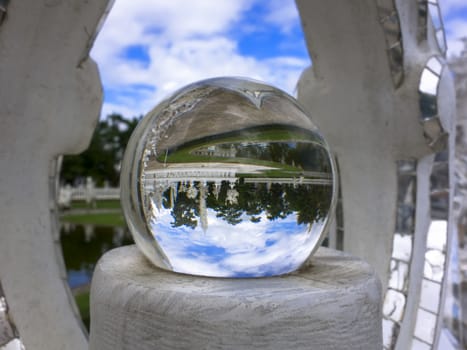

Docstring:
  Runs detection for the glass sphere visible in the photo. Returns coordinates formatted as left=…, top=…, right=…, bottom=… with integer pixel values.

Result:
left=121, top=77, right=337, bottom=278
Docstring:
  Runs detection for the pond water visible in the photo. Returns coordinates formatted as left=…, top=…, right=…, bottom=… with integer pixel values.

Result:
left=60, top=220, right=329, bottom=288
left=60, top=223, right=133, bottom=289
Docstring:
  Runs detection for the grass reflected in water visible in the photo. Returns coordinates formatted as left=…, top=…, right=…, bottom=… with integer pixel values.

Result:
left=60, top=201, right=131, bottom=330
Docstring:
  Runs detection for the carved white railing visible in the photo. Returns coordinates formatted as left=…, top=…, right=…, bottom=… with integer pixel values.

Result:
left=295, top=1, right=459, bottom=349
left=59, top=185, right=120, bottom=207
left=0, top=0, right=114, bottom=349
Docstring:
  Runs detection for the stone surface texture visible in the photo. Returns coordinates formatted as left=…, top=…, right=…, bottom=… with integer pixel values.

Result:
left=0, top=1, right=112, bottom=349
left=296, top=1, right=457, bottom=348
left=296, top=0, right=455, bottom=289
left=90, top=245, right=382, bottom=350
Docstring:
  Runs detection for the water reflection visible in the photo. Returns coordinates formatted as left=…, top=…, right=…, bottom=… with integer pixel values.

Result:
left=142, top=126, right=334, bottom=277
left=60, top=224, right=133, bottom=288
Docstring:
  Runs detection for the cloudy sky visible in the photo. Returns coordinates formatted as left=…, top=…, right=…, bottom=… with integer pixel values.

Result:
left=91, top=0, right=467, bottom=119
left=149, top=205, right=323, bottom=277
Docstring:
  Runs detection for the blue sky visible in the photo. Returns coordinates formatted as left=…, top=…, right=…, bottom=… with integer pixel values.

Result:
left=149, top=205, right=321, bottom=277
left=91, top=0, right=467, bottom=119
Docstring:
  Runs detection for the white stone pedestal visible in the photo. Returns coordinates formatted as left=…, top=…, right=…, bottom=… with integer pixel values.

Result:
left=89, top=246, right=382, bottom=350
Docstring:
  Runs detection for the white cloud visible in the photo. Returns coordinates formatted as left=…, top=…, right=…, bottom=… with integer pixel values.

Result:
left=445, top=18, right=467, bottom=57
left=91, top=0, right=309, bottom=119
left=149, top=207, right=321, bottom=277
left=264, top=0, right=301, bottom=34
left=440, top=0, right=467, bottom=57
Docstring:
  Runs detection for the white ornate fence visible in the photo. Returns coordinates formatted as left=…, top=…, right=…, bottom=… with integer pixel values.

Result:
left=59, top=183, right=120, bottom=207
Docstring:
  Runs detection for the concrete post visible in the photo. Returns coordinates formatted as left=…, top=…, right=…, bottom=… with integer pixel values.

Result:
left=89, top=246, right=382, bottom=350
left=295, top=1, right=457, bottom=349
left=0, top=1, right=112, bottom=348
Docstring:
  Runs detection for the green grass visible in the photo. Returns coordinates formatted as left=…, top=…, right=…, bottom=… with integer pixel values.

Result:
left=75, top=291, right=90, bottom=330
left=164, top=150, right=301, bottom=171
left=70, top=200, right=121, bottom=210
left=237, top=169, right=305, bottom=178
left=156, top=125, right=325, bottom=167
left=61, top=212, right=126, bottom=226
left=176, top=127, right=325, bottom=150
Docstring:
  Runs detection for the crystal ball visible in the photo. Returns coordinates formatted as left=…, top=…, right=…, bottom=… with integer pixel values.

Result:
left=120, top=77, right=337, bottom=278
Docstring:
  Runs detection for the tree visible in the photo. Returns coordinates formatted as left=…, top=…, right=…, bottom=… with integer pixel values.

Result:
left=60, top=113, right=140, bottom=186
left=170, top=191, right=199, bottom=229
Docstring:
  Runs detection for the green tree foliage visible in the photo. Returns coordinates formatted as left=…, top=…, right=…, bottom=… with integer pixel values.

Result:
left=163, top=181, right=332, bottom=229
left=60, top=114, right=140, bottom=186
left=169, top=192, right=199, bottom=229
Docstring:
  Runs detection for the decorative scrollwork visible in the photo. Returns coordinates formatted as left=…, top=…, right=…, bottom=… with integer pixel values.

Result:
left=376, top=0, right=404, bottom=87
left=382, top=159, right=417, bottom=349
left=419, top=56, right=449, bottom=152
left=418, top=0, right=447, bottom=56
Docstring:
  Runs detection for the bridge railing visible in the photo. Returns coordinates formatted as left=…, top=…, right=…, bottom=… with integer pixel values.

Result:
left=58, top=181, right=120, bottom=208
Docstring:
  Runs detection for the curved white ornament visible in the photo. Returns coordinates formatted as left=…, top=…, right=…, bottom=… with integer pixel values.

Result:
left=0, top=0, right=113, bottom=348
left=296, top=0, right=457, bottom=349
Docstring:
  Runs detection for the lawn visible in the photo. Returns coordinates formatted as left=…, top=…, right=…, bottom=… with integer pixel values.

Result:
left=61, top=212, right=126, bottom=226
left=69, top=199, right=121, bottom=210
left=61, top=199, right=126, bottom=226
left=171, top=124, right=326, bottom=150
left=157, top=124, right=325, bottom=166
left=165, top=151, right=301, bottom=172
left=75, top=291, right=91, bottom=330
left=151, top=124, right=332, bottom=179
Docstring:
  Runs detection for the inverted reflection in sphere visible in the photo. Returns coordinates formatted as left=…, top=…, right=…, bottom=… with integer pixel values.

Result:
left=121, top=77, right=337, bottom=277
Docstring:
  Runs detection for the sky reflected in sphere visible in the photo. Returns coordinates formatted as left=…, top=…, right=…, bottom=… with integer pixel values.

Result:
left=121, top=77, right=336, bottom=277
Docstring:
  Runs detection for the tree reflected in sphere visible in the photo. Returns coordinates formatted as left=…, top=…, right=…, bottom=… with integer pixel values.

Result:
left=121, top=77, right=337, bottom=277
